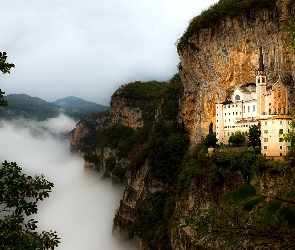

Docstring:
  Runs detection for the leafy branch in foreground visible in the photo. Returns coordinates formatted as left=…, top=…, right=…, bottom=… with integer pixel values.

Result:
left=186, top=184, right=295, bottom=249
left=0, top=51, right=15, bottom=107
left=0, top=161, right=60, bottom=249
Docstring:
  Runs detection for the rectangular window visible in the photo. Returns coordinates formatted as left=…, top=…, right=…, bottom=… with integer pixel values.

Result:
left=248, top=106, right=250, bottom=112
left=264, top=130, right=268, bottom=134
left=280, top=146, right=283, bottom=150
left=253, top=105, right=255, bottom=112
left=233, top=112, right=234, bottom=115
left=264, top=146, right=267, bottom=149
left=217, top=120, right=218, bottom=122
left=264, top=138, right=268, bottom=142
left=236, top=112, right=237, bottom=115
left=229, top=119, right=230, bottom=122
left=225, top=113, right=226, bottom=116
left=265, top=121, right=267, bottom=125
left=244, top=106, right=245, bottom=113
left=279, top=129, right=283, bottom=134
left=279, top=138, right=283, bottom=142
left=280, top=121, right=283, bottom=125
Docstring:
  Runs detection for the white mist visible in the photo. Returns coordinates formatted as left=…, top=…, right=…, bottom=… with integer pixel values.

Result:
left=0, top=115, right=136, bottom=250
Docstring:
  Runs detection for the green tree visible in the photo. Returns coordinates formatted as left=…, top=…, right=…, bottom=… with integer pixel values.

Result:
left=204, top=122, right=218, bottom=149
left=0, top=161, right=60, bottom=249
left=0, top=52, right=15, bottom=106
left=0, top=52, right=60, bottom=249
left=247, top=124, right=261, bottom=151
left=282, top=120, right=295, bottom=153
left=209, top=121, right=213, bottom=134
left=228, top=130, right=245, bottom=146
left=204, top=133, right=218, bottom=149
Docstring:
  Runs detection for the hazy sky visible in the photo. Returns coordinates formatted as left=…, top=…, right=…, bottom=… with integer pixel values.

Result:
left=0, top=0, right=218, bottom=105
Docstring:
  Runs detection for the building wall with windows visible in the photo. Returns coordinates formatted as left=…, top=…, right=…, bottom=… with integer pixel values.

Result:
left=215, top=49, right=292, bottom=157
left=260, top=117, right=292, bottom=156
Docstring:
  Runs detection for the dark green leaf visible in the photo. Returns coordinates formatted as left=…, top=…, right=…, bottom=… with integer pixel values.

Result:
left=276, top=206, right=295, bottom=228
left=268, top=200, right=284, bottom=214
left=286, top=189, right=295, bottom=198
left=222, top=185, right=256, bottom=203
left=243, top=197, right=265, bottom=212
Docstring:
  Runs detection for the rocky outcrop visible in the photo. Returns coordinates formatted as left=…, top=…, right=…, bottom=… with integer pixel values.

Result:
left=110, top=96, right=143, bottom=130
left=178, top=0, right=295, bottom=143
left=70, top=85, right=145, bottom=154
left=69, top=112, right=111, bottom=153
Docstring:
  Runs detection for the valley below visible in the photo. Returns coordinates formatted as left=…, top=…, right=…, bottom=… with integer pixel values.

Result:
left=0, top=115, right=137, bottom=250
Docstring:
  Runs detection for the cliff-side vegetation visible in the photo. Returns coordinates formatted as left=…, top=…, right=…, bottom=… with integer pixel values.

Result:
left=111, top=76, right=189, bottom=249
left=70, top=110, right=110, bottom=152
left=112, top=80, right=167, bottom=122
left=96, top=124, right=135, bottom=148
left=81, top=75, right=184, bottom=184
left=189, top=182, right=295, bottom=249
left=177, top=140, right=295, bottom=249
left=177, top=0, right=277, bottom=52
left=127, top=191, right=175, bottom=250
left=112, top=80, right=167, bottom=101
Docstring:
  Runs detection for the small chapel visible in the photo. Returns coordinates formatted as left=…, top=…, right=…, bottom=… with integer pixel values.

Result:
left=215, top=47, right=293, bottom=157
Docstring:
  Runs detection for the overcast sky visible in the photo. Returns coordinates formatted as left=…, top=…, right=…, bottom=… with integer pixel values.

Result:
left=0, top=0, right=217, bottom=105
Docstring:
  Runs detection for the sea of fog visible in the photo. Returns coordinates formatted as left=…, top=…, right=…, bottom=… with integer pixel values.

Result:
left=0, top=114, right=137, bottom=250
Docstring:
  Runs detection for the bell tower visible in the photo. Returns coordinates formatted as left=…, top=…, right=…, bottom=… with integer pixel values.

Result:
left=256, top=47, right=267, bottom=116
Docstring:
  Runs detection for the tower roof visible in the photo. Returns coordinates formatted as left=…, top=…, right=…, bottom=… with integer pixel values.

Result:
left=258, top=46, right=264, bottom=72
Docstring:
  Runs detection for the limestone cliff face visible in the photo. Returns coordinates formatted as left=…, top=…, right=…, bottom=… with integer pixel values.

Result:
left=110, top=96, right=143, bottom=130
left=178, top=0, right=295, bottom=143
left=69, top=113, right=111, bottom=153
left=70, top=84, right=144, bottom=154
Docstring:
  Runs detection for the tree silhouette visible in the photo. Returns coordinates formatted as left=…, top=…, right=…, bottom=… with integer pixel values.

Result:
left=0, top=52, right=60, bottom=249
left=247, top=125, right=261, bottom=152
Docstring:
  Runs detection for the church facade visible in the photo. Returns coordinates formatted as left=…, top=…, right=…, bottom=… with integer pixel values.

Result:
left=215, top=48, right=293, bottom=157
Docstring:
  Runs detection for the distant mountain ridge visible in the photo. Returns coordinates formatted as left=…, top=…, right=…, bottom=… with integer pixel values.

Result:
left=0, top=94, right=109, bottom=121
left=52, top=96, right=102, bottom=107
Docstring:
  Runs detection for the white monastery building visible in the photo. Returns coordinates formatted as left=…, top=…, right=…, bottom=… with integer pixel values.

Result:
left=215, top=47, right=293, bottom=157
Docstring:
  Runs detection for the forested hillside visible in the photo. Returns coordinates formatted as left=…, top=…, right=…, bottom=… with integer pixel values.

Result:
left=0, top=94, right=109, bottom=121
